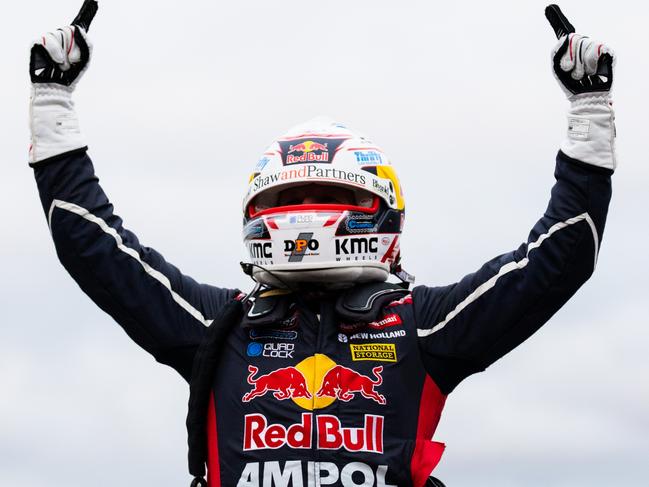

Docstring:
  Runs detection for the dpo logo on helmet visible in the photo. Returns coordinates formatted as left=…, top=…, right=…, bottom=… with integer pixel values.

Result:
left=284, top=232, right=320, bottom=263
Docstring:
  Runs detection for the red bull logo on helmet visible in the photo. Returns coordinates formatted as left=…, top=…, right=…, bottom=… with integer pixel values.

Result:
left=288, top=140, right=328, bottom=154
left=278, top=137, right=348, bottom=166
left=286, top=140, right=329, bottom=164
left=241, top=354, right=387, bottom=410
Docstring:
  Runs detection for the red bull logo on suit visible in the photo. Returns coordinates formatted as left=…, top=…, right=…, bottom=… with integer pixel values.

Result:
left=316, top=365, right=386, bottom=405
left=243, top=413, right=384, bottom=453
left=242, top=355, right=389, bottom=456
left=241, top=354, right=387, bottom=409
left=242, top=365, right=312, bottom=402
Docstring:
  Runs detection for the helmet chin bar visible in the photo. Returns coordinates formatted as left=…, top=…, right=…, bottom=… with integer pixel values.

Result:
left=247, top=262, right=391, bottom=290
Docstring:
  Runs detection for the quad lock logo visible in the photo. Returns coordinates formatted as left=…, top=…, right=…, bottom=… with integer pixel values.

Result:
left=284, top=233, right=319, bottom=263
left=247, top=342, right=295, bottom=359
left=242, top=354, right=386, bottom=409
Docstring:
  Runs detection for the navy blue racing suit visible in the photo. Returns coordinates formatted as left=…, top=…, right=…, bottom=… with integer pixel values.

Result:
left=32, top=148, right=612, bottom=486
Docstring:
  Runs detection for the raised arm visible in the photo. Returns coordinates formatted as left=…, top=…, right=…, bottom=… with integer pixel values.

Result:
left=414, top=13, right=616, bottom=394
left=28, top=10, right=237, bottom=381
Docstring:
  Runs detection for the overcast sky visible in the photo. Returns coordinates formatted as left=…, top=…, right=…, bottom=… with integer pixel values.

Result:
left=1, top=1, right=648, bottom=486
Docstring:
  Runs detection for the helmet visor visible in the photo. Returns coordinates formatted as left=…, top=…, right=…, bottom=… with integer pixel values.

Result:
left=248, top=183, right=378, bottom=218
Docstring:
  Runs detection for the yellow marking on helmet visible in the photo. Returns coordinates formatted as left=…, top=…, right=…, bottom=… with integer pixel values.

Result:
left=376, top=166, right=405, bottom=210
left=248, top=172, right=259, bottom=184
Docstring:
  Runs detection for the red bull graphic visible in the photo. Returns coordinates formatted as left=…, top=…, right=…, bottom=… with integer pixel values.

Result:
left=286, top=140, right=330, bottom=164
left=278, top=138, right=348, bottom=166
left=242, top=355, right=387, bottom=409
left=242, top=365, right=312, bottom=402
left=317, top=365, right=386, bottom=405
left=243, top=412, right=384, bottom=453
left=288, top=141, right=328, bottom=154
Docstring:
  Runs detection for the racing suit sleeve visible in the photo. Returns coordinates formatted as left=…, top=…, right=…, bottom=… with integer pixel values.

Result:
left=413, top=151, right=612, bottom=394
left=32, top=149, right=238, bottom=381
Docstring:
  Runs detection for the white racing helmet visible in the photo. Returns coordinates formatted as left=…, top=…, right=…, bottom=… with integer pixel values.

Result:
left=242, top=118, right=408, bottom=289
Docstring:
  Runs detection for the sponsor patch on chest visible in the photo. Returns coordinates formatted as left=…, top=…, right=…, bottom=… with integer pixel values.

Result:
left=349, top=343, right=397, bottom=362
left=247, top=342, right=295, bottom=359
left=338, top=313, right=406, bottom=343
left=243, top=412, right=384, bottom=453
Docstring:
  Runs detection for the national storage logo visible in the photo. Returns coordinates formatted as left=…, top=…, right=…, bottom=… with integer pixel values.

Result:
left=350, top=343, right=397, bottom=362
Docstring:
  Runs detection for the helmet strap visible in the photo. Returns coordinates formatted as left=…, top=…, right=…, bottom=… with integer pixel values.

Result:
left=391, top=252, right=415, bottom=289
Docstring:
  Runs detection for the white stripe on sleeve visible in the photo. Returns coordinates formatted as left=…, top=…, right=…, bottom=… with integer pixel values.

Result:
left=48, top=199, right=213, bottom=327
left=417, top=213, right=598, bottom=338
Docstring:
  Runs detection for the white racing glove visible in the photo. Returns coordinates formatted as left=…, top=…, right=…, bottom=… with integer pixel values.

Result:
left=552, top=33, right=616, bottom=171
left=29, top=0, right=97, bottom=165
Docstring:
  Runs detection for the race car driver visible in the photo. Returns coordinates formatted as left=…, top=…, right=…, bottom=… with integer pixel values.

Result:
left=28, top=3, right=616, bottom=487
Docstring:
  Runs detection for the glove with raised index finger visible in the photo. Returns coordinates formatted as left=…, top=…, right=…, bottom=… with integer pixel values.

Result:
left=552, top=33, right=614, bottom=99
left=29, top=24, right=92, bottom=164
left=550, top=29, right=617, bottom=171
